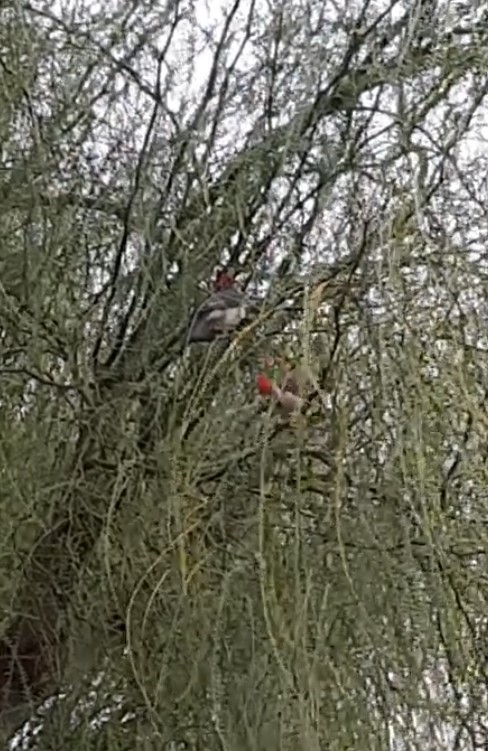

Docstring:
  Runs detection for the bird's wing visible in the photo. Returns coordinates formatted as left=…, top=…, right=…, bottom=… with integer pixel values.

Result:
left=281, top=368, right=304, bottom=395
left=187, top=311, right=220, bottom=342
left=187, top=290, right=247, bottom=343
left=207, top=289, right=246, bottom=309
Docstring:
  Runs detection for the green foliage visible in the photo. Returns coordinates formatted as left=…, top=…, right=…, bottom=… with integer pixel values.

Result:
left=1, top=0, right=488, bottom=749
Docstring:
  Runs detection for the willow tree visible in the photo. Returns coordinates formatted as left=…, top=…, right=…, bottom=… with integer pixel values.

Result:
left=1, top=0, right=488, bottom=748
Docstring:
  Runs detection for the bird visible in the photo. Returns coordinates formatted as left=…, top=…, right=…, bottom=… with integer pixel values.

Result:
left=256, top=372, right=303, bottom=414
left=187, top=269, right=249, bottom=344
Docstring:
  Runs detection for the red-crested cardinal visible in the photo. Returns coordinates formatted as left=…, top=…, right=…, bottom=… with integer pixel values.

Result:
left=256, top=373, right=303, bottom=414
left=187, top=269, right=248, bottom=344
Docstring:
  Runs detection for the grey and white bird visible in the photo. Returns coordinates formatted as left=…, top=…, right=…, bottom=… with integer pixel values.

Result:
left=187, top=269, right=249, bottom=344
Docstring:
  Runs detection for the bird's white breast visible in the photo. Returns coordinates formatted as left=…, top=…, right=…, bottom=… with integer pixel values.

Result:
left=223, top=306, right=246, bottom=326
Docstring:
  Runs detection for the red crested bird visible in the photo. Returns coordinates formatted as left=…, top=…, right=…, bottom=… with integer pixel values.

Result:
left=256, top=371, right=303, bottom=414
left=187, top=269, right=249, bottom=344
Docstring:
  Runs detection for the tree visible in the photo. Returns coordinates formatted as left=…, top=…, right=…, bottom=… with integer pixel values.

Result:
left=1, top=0, right=488, bottom=747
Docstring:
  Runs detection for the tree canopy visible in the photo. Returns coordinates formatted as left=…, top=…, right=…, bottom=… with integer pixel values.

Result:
left=1, top=0, right=488, bottom=748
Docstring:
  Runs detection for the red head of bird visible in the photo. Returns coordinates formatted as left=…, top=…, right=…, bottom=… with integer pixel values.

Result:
left=256, top=373, right=274, bottom=397
left=214, top=268, right=237, bottom=291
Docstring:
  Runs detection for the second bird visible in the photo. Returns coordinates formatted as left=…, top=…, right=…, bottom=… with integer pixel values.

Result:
left=187, top=269, right=248, bottom=344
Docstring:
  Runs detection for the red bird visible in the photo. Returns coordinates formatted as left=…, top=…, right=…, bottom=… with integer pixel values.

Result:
left=256, top=372, right=303, bottom=414
left=187, top=269, right=248, bottom=344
